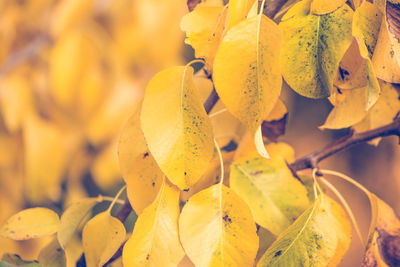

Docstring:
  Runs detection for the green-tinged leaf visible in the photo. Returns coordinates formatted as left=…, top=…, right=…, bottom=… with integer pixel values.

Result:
left=181, top=5, right=228, bottom=70
left=179, top=184, right=259, bottom=267
left=230, top=143, right=309, bottom=235
left=0, top=208, right=60, bottom=240
left=141, top=66, right=214, bottom=190
left=280, top=0, right=353, bottom=98
left=213, top=14, right=282, bottom=133
left=257, top=194, right=351, bottom=267
left=38, top=238, right=66, bottom=267
left=122, top=180, right=184, bottom=267
left=228, top=0, right=256, bottom=29
left=57, top=197, right=101, bottom=248
left=82, top=212, right=126, bottom=267
left=0, top=254, right=42, bottom=267
left=118, top=106, right=163, bottom=214
left=363, top=194, right=400, bottom=267
left=310, top=0, right=347, bottom=15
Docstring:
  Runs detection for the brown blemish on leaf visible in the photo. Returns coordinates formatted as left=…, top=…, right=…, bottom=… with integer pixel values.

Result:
left=274, top=250, right=282, bottom=257
left=377, top=229, right=400, bottom=267
left=222, top=214, right=232, bottom=225
left=143, top=152, right=149, bottom=159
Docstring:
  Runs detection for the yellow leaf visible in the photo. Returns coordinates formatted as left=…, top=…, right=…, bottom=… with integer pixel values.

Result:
left=181, top=5, right=228, bottom=70
left=213, top=14, right=282, bottom=133
left=0, top=208, right=60, bottom=240
left=24, top=115, right=75, bottom=203
left=141, top=66, right=214, bottom=190
left=279, top=0, right=353, bottom=98
left=363, top=194, right=400, bottom=267
left=38, top=237, right=67, bottom=267
left=122, top=180, right=184, bottom=267
left=118, top=106, right=163, bottom=215
left=86, top=78, right=140, bottom=145
left=82, top=212, right=126, bottom=267
left=91, top=139, right=121, bottom=191
left=310, top=0, right=347, bottom=15
left=257, top=195, right=351, bottom=266
left=228, top=0, right=256, bottom=29
left=230, top=143, right=309, bottom=235
left=179, top=184, right=259, bottom=267
left=0, top=72, right=33, bottom=133
left=320, top=87, right=368, bottom=129
left=352, top=1, right=382, bottom=109
left=354, top=80, right=400, bottom=132
left=372, top=20, right=400, bottom=83
left=194, top=75, right=244, bottom=148
left=57, top=197, right=101, bottom=249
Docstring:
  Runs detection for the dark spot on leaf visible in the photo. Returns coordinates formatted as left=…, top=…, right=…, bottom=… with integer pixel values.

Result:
left=222, top=214, right=232, bottom=224
left=152, top=181, right=155, bottom=187
left=146, top=254, right=150, bottom=260
left=57, top=248, right=62, bottom=252
left=143, top=152, right=149, bottom=159
left=378, top=229, right=400, bottom=267
left=274, top=250, right=282, bottom=257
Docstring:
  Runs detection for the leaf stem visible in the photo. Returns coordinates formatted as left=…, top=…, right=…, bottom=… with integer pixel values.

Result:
left=107, top=185, right=126, bottom=214
left=209, top=108, right=227, bottom=118
left=214, top=138, right=224, bottom=185
left=101, top=196, right=125, bottom=205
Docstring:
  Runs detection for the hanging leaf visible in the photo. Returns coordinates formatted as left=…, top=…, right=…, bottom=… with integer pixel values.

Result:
left=228, top=0, right=256, bottom=30
left=122, top=180, right=184, bottom=267
left=213, top=14, right=282, bottom=133
left=320, top=87, right=368, bottom=129
left=118, top=106, right=163, bottom=214
left=352, top=1, right=382, bottom=109
left=179, top=184, right=259, bottom=267
left=354, top=80, right=400, bottom=133
left=310, top=0, right=347, bottom=15
left=0, top=208, right=60, bottom=240
left=140, top=66, right=214, bottom=190
left=230, top=143, right=309, bottom=235
left=38, top=238, right=67, bottom=267
left=363, top=194, right=400, bottom=267
left=257, top=194, right=351, bottom=267
left=57, top=197, right=101, bottom=249
left=372, top=0, right=400, bottom=83
left=181, top=4, right=228, bottom=70
left=279, top=0, right=353, bottom=98
left=386, top=1, right=400, bottom=65
left=82, top=212, right=126, bottom=267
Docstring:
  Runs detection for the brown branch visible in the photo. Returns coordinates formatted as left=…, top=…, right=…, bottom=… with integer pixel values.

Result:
left=263, top=0, right=289, bottom=19
left=289, top=117, right=400, bottom=173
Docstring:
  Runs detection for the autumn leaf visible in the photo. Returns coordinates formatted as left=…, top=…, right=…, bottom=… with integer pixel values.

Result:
left=181, top=3, right=228, bottom=70
left=122, top=180, right=184, bottom=267
left=82, top=212, right=126, bottom=267
left=227, top=0, right=256, bottom=30
left=38, top=238, right=66, bottom=267
left=140, top=66, right=214, bottom=190
left=57, top=197, right=101, bottom=249
left=280, top=0, right=353, bottom=98
left=118, top=106, right=163, bottom=215
left=230, top=142, right=309, bottom=235
left=179, top=184, right=259, bottom=267
left=310, top=0, right=347, bottom=15
left=257, top=194, right=351, bottom=266
left=213, top=14, right=282, bottom=133
left=363, top=194, right=400, bottom=267
left=0, top=208, right=60, bottom=240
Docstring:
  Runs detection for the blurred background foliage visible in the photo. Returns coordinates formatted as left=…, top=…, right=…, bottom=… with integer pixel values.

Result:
left=0, top=0, right=398, bottom=266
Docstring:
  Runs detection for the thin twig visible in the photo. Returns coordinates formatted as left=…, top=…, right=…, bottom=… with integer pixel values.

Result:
left=289, top=117, right=400, bottom=173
